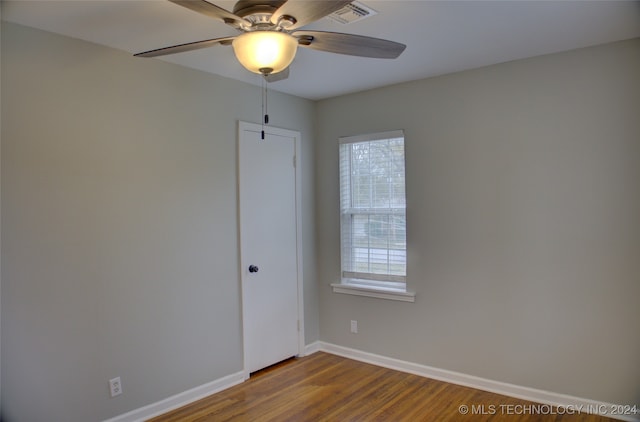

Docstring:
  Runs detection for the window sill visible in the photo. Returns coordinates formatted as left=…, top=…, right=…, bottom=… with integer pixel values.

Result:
left=331, top=282, right=416, bottom=302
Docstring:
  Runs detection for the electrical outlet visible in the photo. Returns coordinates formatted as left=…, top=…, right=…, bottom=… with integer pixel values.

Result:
left=109, top=377, right=122, bottom=397
left=350, top=320, right=358, bottom=334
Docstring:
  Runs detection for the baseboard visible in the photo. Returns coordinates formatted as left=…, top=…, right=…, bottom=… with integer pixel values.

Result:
left=104, top=341, right=324, bottom=422
left=104, top=342, right=638, bottom=422
left=103, top=371, right=245, bottom=422
left=316, top=342, right=639, bottom=422
left=303, top=340, right=322, bottom=356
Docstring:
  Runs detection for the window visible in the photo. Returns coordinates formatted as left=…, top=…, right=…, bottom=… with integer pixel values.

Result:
left=332, top=130, right=414, bottom=302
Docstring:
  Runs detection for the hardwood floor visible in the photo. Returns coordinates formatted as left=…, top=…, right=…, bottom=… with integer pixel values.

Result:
left=149, top=352, right=616, bottom=421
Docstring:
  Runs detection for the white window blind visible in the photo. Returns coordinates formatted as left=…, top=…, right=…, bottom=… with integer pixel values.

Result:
left=339, top=130, right=406, bottom=285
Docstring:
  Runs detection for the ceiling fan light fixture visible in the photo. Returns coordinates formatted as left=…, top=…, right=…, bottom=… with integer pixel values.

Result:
left=232, top=31, right=297, bottom=75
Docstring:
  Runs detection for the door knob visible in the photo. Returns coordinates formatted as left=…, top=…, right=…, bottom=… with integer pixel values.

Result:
left=248, top=265, right=259, bottom=273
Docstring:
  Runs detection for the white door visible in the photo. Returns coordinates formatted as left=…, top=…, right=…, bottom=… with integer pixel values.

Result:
left=238, top=121, right=303, bottom=375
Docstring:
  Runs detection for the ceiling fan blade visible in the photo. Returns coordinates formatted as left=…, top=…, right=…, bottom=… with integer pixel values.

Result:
left=169, top=0, right=247, bottom=28
left=134, top=36, right=235, bottom=58
left=294, top=31, right=406, bottom=59
left=270, top=0, right=352, bottom=30
left=265, top=67, right=289, bottom=83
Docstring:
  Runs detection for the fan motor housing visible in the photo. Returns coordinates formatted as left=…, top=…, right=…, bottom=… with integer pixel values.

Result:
left=233, top=0, right=286, bottom=18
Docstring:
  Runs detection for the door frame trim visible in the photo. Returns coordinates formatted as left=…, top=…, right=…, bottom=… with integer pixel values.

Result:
left=237, top=121, right=305, bottom=380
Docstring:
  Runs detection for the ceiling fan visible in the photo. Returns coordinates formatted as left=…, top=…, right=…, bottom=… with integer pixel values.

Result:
left=135, top=0, right=406, bottom=82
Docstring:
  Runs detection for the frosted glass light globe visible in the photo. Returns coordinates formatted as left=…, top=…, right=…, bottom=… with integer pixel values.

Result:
left=232, top=31, right=297, bottom=75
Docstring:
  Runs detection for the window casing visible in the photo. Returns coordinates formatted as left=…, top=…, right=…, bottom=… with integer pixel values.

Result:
left=339, top=130, right=407, bottom=292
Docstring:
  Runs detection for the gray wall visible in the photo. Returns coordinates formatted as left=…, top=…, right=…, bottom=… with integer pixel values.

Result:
left=0, top=13, right=3, bottom=418
left=1, top=22, right=317, bottom=421
left=2, top=18, right=639, bottom=421
left=316, top=38, right=640, bottom=406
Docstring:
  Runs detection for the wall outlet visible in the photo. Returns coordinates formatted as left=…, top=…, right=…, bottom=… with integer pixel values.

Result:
left=109, top=377, right=122, bottom=397
left=350, top=320, right=358, bottom=334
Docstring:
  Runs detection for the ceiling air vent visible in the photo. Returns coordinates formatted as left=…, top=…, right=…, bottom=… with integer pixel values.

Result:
left=327, top=1, right=378, bottom=25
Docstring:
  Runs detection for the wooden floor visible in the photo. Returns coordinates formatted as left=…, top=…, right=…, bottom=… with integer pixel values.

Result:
left=150, top=352, right=616, bottom=421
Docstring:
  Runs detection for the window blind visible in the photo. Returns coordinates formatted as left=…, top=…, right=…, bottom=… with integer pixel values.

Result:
left=339, top=130, right=406, bottom=284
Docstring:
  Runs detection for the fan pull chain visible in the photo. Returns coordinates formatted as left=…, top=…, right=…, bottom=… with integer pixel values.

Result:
left=261, top=77, right=270, bottom=140
left=264, top=79, right=269, bottom=125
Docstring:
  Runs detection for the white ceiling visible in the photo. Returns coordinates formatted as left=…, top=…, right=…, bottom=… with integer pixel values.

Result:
left=3, top=1, right=640, bottom=100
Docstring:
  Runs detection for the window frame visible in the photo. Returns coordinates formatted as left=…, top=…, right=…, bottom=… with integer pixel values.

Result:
left=332, top=130, right=415, bottom=302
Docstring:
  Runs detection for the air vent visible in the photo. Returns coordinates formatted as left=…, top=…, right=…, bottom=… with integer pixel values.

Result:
left=327, top=1, right=377, bottom=25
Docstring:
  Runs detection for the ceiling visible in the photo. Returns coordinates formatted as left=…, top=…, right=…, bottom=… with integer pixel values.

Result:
left=3, top=1, right=640, bottom=100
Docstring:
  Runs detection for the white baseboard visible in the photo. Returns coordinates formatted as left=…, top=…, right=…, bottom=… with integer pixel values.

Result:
left=314, top=342, right=639, bottom=422
left=105, top=342, right=638, bottom=422
left=103, top=371, right=245, bottom=422
left=303, top=340, right=322, bottom=356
